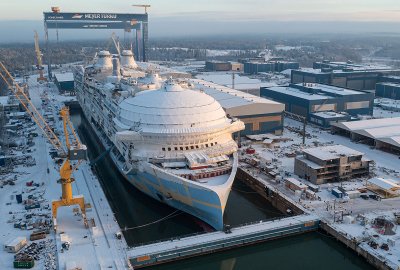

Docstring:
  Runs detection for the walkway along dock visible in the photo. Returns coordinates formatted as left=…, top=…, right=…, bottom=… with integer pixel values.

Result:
left=127, top=214, right=320, bottom=268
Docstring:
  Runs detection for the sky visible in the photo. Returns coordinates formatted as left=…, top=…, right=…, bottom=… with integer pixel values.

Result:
left=0, top=0, right=400, bottom=42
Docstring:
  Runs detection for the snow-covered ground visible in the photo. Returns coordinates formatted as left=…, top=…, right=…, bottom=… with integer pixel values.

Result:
left=333, top=211, right=400, bottom=270
left=0, top=77, right=130, bottom=269
left=240, top=113, right=400, bottom=269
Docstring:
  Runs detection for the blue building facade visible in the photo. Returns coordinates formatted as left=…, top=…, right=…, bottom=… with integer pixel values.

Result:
left=260, top=83, right=374, bottom=120
left=376, top=83, right=400, bottom=100
left=291, top=69, right=400, bottom=91
left=244, top=61, right=299, bottom=75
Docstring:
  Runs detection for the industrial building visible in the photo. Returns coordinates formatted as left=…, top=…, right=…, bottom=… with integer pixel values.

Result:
left=244, top=61, right=299, bottom=75
left=376, top=82, right=400, bottom=100
left=205, top=61, right=243, bottom=72
left=260, top=83, right=374, bottom=121
left=367, top=177, right=400, bottom=198
left=294, top=145, right=371, bottom=185
left=205, top=61, right=231, bottom=72
left=190, top=78, right=285, bottom=135
left=54, top=73, right=75, bottom=95
left=291, top=68, right=400, bottom=91
left=331, top=117, right=400, bottom=154
left=309, top=111, right=352, bottom=129
left=379, top=75, right=400, bottom=84
left=313, top=60, right=392, bottom=71
left=0, top=96, right=21, bottom=112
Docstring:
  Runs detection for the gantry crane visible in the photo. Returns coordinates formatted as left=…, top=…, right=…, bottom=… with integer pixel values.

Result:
left=34, top=31, right=47, bottom=82
left=0, top=62, right=88, bottom=228
left=132, top=4, right=151, bottom=13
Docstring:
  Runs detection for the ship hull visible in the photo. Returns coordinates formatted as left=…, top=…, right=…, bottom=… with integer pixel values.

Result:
left=79, top=106, right=233, bottom=230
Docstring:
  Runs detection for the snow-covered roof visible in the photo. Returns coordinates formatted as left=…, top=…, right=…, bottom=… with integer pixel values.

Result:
left=368, top=177, right=400, bottom=191
left=294, top=83, right=365, bottom=96
left=0, top=96, right=9, bottom=105
left=296, top=156, right=323, bottom=169
left=332, top=117, right=400, bottom=131
left=265, top=86, right=333, bottom=101
left=54, top=72, right=74, bottom=82
left=303, top=145, right=364, bottom=161
left=331, top=118, right=400, bottom=148
left=377, top=82, right=400, bottom=88
left=311, top=111, right=349, bottom=119
left=190, top=79, right=284, bottom=116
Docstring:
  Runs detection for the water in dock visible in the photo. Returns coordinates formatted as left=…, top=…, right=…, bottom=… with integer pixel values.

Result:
left=150, top=233, right=375, bottom=270
left=71, top=111, right=285, bottom=246
left=71, top=111, right=374, bottom=269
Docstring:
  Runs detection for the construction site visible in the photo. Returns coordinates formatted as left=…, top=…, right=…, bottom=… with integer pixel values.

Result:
left=0, top=4, right=400, bottom=270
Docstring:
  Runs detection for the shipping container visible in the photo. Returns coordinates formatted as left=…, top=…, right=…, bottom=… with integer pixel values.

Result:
left=13, top=259, right=34, bottom=269
left=16, top=194, right=22, bottom=204
left=29, top=232, right=46, bottom=241
left=332, top=188, right=343, bottom=198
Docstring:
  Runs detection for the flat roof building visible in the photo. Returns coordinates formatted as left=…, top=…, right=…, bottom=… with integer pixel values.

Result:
left=376, top=82, right=400, bottom=100
left=294, top=145, right=371, bottom=185
left=244, top=61, right=299, bottom=75
left=205, top=61, right=244, bottom=72
left=291, top=67, right=400, bottom=91
left=54, top=72, right=75, bottom=95
left=191, top=78, right=285, bottom=135
left=260, top=83, right=374, bottom=123
left=367, top=177, right=400, bottom=198
left=331, top=117, right=400, bottom=154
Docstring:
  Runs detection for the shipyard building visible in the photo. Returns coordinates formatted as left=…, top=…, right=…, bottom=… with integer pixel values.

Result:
left=375, top=83, right=400, bottom=100
left=291, top=67, right=400, bottom=91
left=54, top=73, right=75, bottom=95
left=260, top=83, right=374, bottom=125
left=294, top=145, right=371, bottom=185
left=205, top=61, right=243, bottom=72
left=331, top=117, right=400, bottom=154
left=244, top=61, right=299, bottom=75
left=190, top=79, right=285, bottom=135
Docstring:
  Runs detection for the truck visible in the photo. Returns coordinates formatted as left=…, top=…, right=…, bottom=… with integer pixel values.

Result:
left=24, top=203, right=40, bottom=210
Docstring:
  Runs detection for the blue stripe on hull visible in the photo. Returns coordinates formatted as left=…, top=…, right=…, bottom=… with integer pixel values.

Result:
left=126, top=172, right=225, bottom=230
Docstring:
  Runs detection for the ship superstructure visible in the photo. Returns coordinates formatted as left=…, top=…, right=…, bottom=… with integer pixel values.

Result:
left=74, top=50, right=244, bottom=230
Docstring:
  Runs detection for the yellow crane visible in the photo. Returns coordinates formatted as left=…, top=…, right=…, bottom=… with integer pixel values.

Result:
left=34, top=31, right=47, bottom=82
left=132, top=4, right=151, bottom=13
left=0, top=62, right=88, bottom=228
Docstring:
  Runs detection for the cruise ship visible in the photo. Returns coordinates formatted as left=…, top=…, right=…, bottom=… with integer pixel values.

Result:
left=74, top=50, right=244, bottom=230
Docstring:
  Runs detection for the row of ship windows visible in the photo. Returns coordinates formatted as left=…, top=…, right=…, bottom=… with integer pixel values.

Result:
left=162, top=142, right=217, bottom=152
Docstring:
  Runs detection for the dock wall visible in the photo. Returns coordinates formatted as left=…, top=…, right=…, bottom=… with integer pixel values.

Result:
left=320, top=222, right=397, bottom=270
left=237, top=168, right=304, bottom=215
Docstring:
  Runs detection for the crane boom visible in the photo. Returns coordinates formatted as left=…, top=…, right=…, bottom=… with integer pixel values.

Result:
left=0, top=62, right=63, bottom=152
left=34, top=31, right=46, bottom=82
left=132, top=4, right=151, bottom=13
left=0, top=62, right=88, bottom=229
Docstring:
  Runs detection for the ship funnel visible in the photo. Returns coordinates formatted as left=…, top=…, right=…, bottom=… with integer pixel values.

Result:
left=120, top=50, right=138, bottom=69
left=112, top=57, right=121, bottom=77
left=95, top=50, right=113, bottom=70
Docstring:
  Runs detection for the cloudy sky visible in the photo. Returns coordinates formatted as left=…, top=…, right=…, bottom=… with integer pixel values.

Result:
left=0, top=0, right=399, bottom=42
left=0, top=0, right=399, bottom=21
